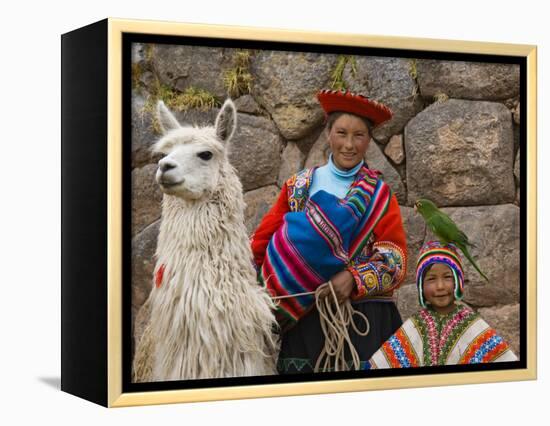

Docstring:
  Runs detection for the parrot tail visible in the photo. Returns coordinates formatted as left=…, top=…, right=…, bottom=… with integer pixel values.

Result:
left=457, top=229, right=477, bottom=248
left=458, top=244, right=489, bottom=282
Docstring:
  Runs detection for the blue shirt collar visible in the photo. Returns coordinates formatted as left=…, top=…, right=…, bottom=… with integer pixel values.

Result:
left=328, top=154, right=364, bottom=179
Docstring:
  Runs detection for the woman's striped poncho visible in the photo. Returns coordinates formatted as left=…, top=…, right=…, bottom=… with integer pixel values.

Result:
left=260, top=168, right=391, bottom=324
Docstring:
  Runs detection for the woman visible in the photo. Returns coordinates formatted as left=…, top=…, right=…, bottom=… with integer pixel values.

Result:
left=251, top=89, right=408, bottom=373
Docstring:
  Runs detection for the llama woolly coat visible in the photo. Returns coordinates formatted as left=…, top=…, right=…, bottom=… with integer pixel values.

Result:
left=132, top=99, right=278, bottom=382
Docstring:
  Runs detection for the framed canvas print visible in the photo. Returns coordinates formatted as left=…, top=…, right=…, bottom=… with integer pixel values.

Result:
left=61, top=18, right=537, bottom=407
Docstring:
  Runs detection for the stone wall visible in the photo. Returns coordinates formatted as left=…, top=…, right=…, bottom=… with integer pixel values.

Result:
left=131, top=43, right=521, bottom=356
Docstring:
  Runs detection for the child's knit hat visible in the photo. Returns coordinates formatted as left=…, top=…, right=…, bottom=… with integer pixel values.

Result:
left=416, top=241, right=465, bottom=308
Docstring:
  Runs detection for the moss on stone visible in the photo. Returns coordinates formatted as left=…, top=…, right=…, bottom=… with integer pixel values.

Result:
left=141, top=95, right=163, bottom=135
left=166, top=87, right=219, bottom=111
left=136, top=44, right=220, bottom=134
left=433, top=92, right=449, bottom=104
left=409, top=59, right=418, bottom=80
left=132, top=63, right=144, bottom=89
left=224, top=50, right=253, bottom=97
left=145, top=44, right=154, bottom=62
left=330, top=55, right=357, bottom=90
left=141, top=84, right=220, bottom=135
left=409, top=59, right=421, bottom=101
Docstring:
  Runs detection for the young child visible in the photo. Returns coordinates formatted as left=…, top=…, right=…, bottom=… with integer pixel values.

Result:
left=366, top=241, right=517, bottom=368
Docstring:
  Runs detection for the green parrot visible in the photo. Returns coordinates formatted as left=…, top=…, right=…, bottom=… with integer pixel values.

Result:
left=414, top=198, right=489, bottom=282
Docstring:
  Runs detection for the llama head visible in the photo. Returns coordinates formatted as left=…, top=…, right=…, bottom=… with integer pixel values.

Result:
left=152, top=99, right=237, bottom=200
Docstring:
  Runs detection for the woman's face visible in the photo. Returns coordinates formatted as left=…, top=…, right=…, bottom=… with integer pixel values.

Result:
left=423, top=263, right=456, bottom=313
left=327, top=113, right=370, bottom=170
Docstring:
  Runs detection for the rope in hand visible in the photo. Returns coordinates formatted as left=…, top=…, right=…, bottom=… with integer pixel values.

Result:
left=313, top=281, right=370, bottom=372
left=270, top=279, right=370, bottom=373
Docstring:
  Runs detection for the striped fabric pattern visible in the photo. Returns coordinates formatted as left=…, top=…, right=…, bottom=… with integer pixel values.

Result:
left=365, top=305, right=518, bottom=369
left=384, top=328, right=420, bottom=368
left=347, top=169, right=392, bottom=259
left=458, top=328, right=510, bottom=364
left=261, top=166, right=392, bottom=324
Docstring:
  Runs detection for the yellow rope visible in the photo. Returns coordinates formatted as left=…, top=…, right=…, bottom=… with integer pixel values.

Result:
left=269, top=276, right=370, bottom=372
left=314, top=281, right=370, bottom=372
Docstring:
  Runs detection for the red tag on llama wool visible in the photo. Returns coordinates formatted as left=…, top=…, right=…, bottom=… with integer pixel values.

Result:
left=155, top=264, right=166, bottom=288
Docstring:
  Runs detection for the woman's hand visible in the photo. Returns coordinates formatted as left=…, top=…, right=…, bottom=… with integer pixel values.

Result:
left=319, top=269, right=355, bottom=304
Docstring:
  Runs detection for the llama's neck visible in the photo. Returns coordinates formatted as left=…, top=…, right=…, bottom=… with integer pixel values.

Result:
left=155, top=170, right=249, bottom=266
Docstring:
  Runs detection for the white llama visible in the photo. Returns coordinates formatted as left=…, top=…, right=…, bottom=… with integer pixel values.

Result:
left=133, top=99, right=279, bottom=381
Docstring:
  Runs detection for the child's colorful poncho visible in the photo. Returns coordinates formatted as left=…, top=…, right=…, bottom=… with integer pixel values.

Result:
left=260, top=169, right=391, bottom=324
left=365, top=304, right=517, bottom=368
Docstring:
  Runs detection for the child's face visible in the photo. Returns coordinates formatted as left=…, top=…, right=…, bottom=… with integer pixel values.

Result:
left=423, top=263, right=455, bottom=313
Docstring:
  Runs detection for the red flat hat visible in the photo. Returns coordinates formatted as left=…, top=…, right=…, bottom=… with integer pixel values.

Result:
left=317, top=89, right=393, bottom=127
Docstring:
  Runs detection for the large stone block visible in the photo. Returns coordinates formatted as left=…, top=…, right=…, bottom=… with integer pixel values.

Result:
left=229, top=113, right=283, bottom=191
left=131, top=220, right=161, bottom=313
left=131, top=91, right=157, bottom=168
left=344, top=56, right=423, bottom=143
left=244, top=185, right=281, bottom=236
left=278, top=142, right=306, bottom=188
left=424, top=204, right=520, bottom=307
left=131, top=164, right=163, bottom=236
left=384, top=134, right=405, bottom=165
left=250, top=51, right=336, bottom=139
left=514, top=149, right=520, bottom=182
left=405, top=99, right=515, bottom=206
left=400, top=206, right=427, bottom=286
left=417, top=60, right=520, bottom=101
left=234, top=94, right=264, bottom=115
left=150, top=44, right=233, bottom=99
left=514, top=149, right=521, bottom=204
left=365, top=142, right=407, bottom=205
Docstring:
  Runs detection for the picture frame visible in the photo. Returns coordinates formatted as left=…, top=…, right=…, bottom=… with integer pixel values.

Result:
left=61, top=17, right=537, bottom=407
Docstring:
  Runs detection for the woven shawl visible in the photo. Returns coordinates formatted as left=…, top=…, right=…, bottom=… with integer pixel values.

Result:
left=260, top=167, right=391, bottom=324
left=365, top=305, right=517, bottom=368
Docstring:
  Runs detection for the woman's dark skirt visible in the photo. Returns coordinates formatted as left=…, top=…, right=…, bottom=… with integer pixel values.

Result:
left=277, top=300, right=402, bottom=374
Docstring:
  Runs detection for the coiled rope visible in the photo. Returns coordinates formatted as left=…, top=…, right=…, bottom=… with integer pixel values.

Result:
left=271, top=280, right=370, bottom=372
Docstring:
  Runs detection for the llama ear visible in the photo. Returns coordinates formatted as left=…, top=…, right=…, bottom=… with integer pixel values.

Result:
left=157, top=100, right=181, bottom=133
left=215, top=99, right=237, bottom=144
